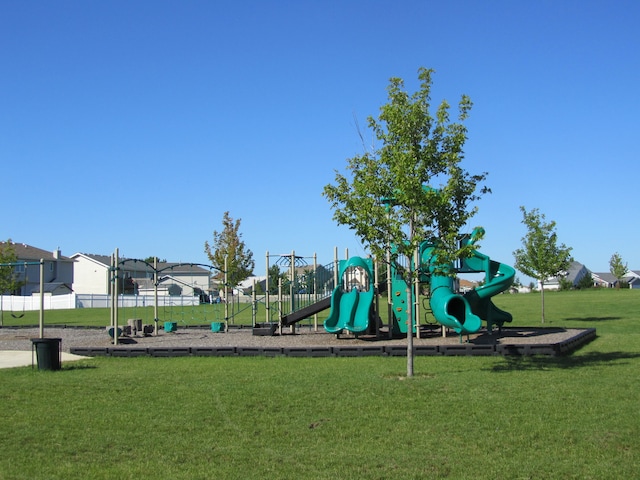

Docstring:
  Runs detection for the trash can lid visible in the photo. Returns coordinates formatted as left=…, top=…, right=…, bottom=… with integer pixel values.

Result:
left=30, top=337, right=62, bottom=343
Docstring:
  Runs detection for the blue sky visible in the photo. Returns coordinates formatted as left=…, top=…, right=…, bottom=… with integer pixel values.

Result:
left=2, top=0, right=638, bottom=281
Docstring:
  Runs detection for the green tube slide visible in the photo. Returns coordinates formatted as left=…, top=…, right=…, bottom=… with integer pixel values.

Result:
left=459, top=228, right=515, bottom=330
left=429, top=274, right=482, bottom=335
left=461, top=250, right=515, bottom=330
left=421, top=243, right=482, bottom=335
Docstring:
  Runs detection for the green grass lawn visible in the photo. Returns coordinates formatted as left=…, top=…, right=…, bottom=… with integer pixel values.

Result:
left=1, top=289, right=639, bottom=479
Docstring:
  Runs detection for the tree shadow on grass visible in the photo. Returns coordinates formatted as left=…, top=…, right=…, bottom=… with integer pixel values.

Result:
left=489, top=350, right=640, bottom=372
left=562, top=316, right=622, bottom=322
left=61, top=364, right=98, bottom=371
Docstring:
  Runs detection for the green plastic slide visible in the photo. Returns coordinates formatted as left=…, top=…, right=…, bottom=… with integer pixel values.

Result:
left=461, top=249, right=515, bottom=330
left=459, top=228, right=515, bottom=330
left=429, top=274, right=483, bottom=335
left=420, top=242, right=482, bottom=335
left=323, top=257, right=374, bottom=334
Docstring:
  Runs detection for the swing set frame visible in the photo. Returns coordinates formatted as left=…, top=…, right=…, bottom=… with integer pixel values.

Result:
left=0, top=259, right=46, bottom=337
left=108, top=249, right=227, bottom=345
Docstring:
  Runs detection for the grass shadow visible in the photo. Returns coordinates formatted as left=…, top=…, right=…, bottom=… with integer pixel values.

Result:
left=472, top=327, right=566, bottom=345
left=489, top=350, right=640, bottom=372
left=62, top=364, right=98, bottom=371
left=563, top=316, right=621, bottom=322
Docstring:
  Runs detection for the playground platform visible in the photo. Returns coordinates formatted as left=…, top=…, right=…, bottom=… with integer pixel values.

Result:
left=0, top=325, right=596, bottom=360
left=66, top=326, right=596, bottom=358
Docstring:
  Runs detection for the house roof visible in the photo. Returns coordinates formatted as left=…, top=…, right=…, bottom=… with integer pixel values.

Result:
left=592, top=272, right=617, bottom=284
left=33, top=282, right=73, bottom=293
left=71, top=254, right=211, bottom=275
left=156, top=262, right=211, bottom=275
left=70, top=253, right=112, bottom=267
left=1, top=242, right=72, bottom=262
left=565, top=261, right=587, bottom=281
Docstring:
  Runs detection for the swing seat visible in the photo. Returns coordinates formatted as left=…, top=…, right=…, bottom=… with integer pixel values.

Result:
left=106, top=326, right=123, bottom=339
left=164, top=321, right=178, bottom=332
left=211, top=322, right=224, bottom=333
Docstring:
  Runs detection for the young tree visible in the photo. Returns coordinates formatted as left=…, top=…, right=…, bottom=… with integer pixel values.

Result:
left=0, top=240, right=23, bottom=295
left=513, top=207, right=573, bottom=323
left=143, top=256, right=167, bottom=264
left=323, top=67, right=489, bottom=376
left=576, top=272, right=594, bottom=290
left=266, top=264, right=285, bottom=295
left=204, top=211, right=255, bottom=297
left=609, top=252, right=628, bottom=289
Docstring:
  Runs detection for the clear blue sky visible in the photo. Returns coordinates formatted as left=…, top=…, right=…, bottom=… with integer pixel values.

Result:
left=2, top=0, right=638, bottom=280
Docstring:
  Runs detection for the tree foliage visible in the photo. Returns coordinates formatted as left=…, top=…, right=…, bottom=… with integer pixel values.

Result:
left=323, top=68, right=489, bottom=378
left=266, top=265, right=285, bottom=295
left=0, top=240, right=24, bottom=295
left=609, top=252, right=628, bottom=289
left=143, top=256, right=166, bottom=264
left=323, top=67, right=489, bottom=276
left=513, top=206, right=573, bottom=322
left=204, top=212, right=255, bottom=293
left=576, top=272, right=594, bottom=290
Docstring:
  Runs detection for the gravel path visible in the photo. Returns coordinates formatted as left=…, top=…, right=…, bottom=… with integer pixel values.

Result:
left=0, top=324, right=586, bottom=353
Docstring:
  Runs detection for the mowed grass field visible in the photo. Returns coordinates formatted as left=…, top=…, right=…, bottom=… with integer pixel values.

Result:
left=0, top=289, right=638, bottom=479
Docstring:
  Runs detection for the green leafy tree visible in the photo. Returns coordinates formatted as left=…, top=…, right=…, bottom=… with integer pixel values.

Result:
left=204, top=211, right=255, bottom=297
left=559, top=277, right=573, bottom=291
left=609, top=252, right=628, bottom=289
left=143, top=256, right=166, bottom=264
left=323, top=67, right=489, bottom=376
left=513, top=207, right=573, bottom=323
left=576, top=272, right=594, bottom=290
left=0, top=240, right=24, bottom=295
left=266, top=265, right=286, bottom=295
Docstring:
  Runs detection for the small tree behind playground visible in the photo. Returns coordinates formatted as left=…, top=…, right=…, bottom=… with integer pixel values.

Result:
left=204, top=211, right=255, bottom=298
left=0, top=239, right=23, bottom=295
left=513, top=206, right=573, bottom=323
left=609, top=252, right=628, bottom=289
left=323, top=67, right=490, bottom=377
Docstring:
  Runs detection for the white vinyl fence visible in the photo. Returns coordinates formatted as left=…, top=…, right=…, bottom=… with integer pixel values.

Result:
left=0, top=294, right=77, bottom=311
left=0, top=293, right=200, bottom=311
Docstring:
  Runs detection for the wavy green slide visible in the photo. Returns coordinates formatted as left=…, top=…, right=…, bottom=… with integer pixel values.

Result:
left=461, top=249, right=515, bottom=330
left=324, top=257, right=374, bottom=334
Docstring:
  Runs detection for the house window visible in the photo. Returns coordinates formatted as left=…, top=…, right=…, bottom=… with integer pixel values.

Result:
left=14, top=264, right=25, bottom=274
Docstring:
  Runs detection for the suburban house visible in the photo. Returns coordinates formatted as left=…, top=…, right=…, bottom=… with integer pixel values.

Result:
left=543, top=262, right=640, bottom=290
left=541, top=261, right=591, bottom=291
left=0, top=242, right=74, bottom=295
left=147, top=262, right=212, bottom=298
left=70, top=253, right=212, bottom=297
left=592, top=270, right=640, bottom=289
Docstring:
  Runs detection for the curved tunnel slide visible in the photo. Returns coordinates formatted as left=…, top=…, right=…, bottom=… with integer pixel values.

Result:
left=430, top=275, right=483, bottom=335
left=461, top=249, right=515, bottom=331
left=423, top=239, right=514, bottom=334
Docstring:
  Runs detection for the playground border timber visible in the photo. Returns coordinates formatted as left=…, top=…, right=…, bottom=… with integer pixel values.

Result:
left=69, top=327, right=597, bottom=358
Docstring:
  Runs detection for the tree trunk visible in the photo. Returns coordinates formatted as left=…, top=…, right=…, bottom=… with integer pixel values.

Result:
left=540, top=280, right=545, bottom=324
left=406, top=283, right=413, bottom=377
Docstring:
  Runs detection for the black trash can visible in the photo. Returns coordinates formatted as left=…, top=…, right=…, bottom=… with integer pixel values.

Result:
left=31, top=338, right=62, bottom=371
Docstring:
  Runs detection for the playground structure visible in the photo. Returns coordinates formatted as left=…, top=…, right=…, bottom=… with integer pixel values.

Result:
left=277, top=227, right=515, bottom=340
left=104, top=223, right=515, bottom=343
